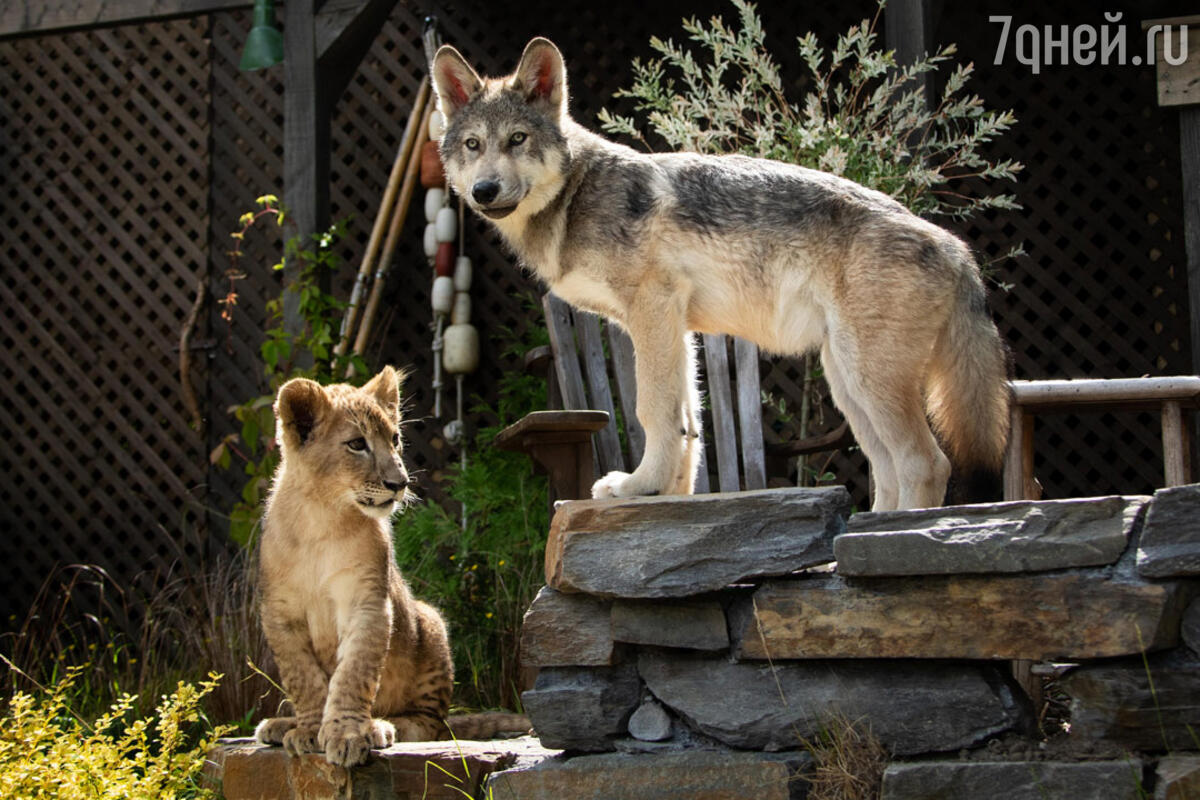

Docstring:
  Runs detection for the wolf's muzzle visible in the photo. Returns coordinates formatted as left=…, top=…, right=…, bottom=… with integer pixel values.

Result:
left=472, top=180, right=501, bottom=204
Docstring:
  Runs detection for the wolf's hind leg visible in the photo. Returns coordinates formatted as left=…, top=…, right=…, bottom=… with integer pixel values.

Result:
left=822, top=347, right=898, bottom=511
left=593, top=288, right=691, bottom=498
left=671, top=334, right=703, bottom=494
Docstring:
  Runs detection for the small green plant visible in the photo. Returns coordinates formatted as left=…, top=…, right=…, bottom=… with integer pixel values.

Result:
left=0, top=664, right=230, bottom=799
left=211, top=195, right=367, bottom=545
left=396, top=322, right=550, bottom=712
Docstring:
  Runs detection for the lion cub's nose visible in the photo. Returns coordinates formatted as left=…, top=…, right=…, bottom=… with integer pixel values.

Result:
left=472, top=180, right=500, bottom=204
left=383, top=478, right=408, bottom=493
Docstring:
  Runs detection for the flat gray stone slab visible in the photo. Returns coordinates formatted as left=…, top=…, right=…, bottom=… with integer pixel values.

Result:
left=881, top=760, right=1145, bottom=800
left=1138, top=484, right=1200, bottom=577
left=546, top=487, right=849, bottom=598
left=1062, top=648, right=1200, bottom=751
left=521, top=665, right=641, bottom=752
left=486, top=749, right=809, bottom=800
left=1155, top=755, right=1200, bottom=800
left=730, top=571, right=1188, bottom=661
left=638, top=651, right=1027, bottom=756
left=837, top=495, right=1146, bottom=576
left=520, top=587, right=614, bottom=667
left=611, top=598, right=728, bottom=651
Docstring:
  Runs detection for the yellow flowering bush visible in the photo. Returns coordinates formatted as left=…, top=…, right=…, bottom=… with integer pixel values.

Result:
left=0, top=667, right=230, bottom=799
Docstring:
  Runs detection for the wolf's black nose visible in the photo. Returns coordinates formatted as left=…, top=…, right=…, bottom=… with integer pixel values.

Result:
left=472, top=180, right=501, bottom=204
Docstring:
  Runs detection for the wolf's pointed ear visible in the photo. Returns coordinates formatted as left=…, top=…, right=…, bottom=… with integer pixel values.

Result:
left=362, top=365, right=406, bottom=421
left=512, top=38, right=567, bottom=116
left=432, top=45, right=483, bottom=121
left=276, top=378, right=331, bottom=449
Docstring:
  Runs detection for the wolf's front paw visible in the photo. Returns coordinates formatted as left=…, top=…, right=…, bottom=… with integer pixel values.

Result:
left=281, top=724, right=322, bottom=756
left=319, top=717, right=396, bottom=767
left=591, top=471, right=662, bottom=499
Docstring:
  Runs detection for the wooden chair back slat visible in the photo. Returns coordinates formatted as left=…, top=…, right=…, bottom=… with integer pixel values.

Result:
left=544, top=293, right=588, bottom=410
left=576, top=310, right=625, bottom=474
left=702, top=333, right=742, bottom=492
left=606, top=324, right=645, bottom=465
left=734, top=336, right=767, bottom=490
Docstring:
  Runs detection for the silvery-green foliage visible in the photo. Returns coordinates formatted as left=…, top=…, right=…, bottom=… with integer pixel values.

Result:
left=598, top=0, right=1022, bottom=221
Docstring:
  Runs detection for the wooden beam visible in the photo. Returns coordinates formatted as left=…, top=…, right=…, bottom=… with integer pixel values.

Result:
left=884, top=0, right=941, bottom=106
left=0, top=0, right=250, bottom=38
left=282, top=0, right=330, bottom=342
left=317, top=0, right=400, bottom=104
left=1182, top=107, right=1200, bottom=382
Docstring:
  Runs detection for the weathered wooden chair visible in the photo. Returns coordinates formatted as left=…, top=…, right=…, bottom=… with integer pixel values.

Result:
left=494, top=293, right=851, bottom=502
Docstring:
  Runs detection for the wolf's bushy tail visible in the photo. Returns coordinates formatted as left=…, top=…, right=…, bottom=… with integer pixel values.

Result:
left=925, top=269, right=1011, bottom=496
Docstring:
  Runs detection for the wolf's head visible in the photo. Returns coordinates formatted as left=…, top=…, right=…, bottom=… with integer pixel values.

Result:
left=432, top=38, right=570, bottom=223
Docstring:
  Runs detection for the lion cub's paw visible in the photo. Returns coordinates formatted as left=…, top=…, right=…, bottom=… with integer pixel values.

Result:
left=319, top=717, right=396, bottom=766
left=281, top=724, right=322, bottom=756
left=255, top=716, right=296, bottom=746
left=591, top=470, right=663, bottom=499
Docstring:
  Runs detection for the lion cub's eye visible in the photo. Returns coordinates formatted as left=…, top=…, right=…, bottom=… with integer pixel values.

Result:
left=509, top=132, right=527, bottom=146
left=464, top=137, right=480, bottom=151
left=346, top=437, right=368, bottom=453
left=391, top=432, right=400, bottom=449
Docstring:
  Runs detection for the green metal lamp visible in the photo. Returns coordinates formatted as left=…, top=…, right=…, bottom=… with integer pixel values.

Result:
left=239, top=0, right=284, bottom=71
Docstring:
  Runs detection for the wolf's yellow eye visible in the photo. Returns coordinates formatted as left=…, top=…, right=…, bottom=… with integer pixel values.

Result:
left=509, top=132, right=527, bottom=146
left=465, top=137, right=480, bottom=151
left=346, top=437, right=368, bottom=453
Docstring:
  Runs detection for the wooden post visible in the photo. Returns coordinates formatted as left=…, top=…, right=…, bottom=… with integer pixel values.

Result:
left=1162, top=400, right=1190, bottom=486
left=1003, top=405, right=1026, bottom=501
left=884, top=0, right=941, bottom=106
left=283, top=0, right=330, bottom=343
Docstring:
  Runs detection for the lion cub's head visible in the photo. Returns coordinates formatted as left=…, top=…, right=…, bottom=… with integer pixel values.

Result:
left=273, top=366, right=413, bottom=519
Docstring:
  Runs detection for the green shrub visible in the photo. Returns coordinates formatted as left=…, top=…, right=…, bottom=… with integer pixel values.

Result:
left=396, top=325, right=550, bottom=712
left=0, top=666, right=229, bottom=799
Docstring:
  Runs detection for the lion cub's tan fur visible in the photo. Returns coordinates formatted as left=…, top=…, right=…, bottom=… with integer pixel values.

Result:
left=253, top=367, right=454, bottom=766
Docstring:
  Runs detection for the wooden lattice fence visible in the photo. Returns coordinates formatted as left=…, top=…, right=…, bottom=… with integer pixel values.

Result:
left=0, top=0, right=1194, bottom=623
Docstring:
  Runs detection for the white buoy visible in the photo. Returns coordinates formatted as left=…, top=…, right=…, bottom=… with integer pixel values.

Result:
left=435, top=206, right=457, bottom=243
left=451, top=292, right=471, bottom=325
left=424, top=187, right=445, bottom=223
left=429, top=109, right=446, bottom=141
left=442, top=323, right=479, bottom=374
left=423, top=223, right=438, bottom=258
left=431, top=275, right=454, bottom=314
left=453, top=256, right=473, bottom=291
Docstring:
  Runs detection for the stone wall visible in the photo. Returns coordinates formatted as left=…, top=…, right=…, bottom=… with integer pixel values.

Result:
left=507, top=485, right=1200, bottom=799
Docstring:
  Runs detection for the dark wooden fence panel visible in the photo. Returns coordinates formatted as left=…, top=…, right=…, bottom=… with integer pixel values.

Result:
left=0, top=17, right=212, bottom=619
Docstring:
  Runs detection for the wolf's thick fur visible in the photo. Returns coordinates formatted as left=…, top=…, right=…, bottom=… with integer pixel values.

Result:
left=433, top=39, right=1009, bottom=510
left=254, top=368, right=526, bottom=766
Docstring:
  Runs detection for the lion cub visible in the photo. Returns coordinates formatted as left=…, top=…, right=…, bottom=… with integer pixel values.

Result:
left=254, top=366, right=453, bottom=766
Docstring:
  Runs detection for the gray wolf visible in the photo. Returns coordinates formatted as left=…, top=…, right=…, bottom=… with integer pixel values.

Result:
left=432, top=38, right=1009, bottom=510
left=254, top=367, right=525, bottom=765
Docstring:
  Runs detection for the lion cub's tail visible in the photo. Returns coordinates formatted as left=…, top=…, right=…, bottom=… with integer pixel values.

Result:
left=443, top=712, right=532, bottom=741
left=925, top=271, right=1011, bottom=501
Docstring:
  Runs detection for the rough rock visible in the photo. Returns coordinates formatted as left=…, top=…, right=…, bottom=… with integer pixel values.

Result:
left=611, top=598, right=728, bottom=651
left=521, top=665, right=642, bottom=752
left=207, top=736, right=556, bottom=800
left=730, top=572, right=1188, bottom=660
left=627, top=699, right=672, bottom=742
left=881, top=760, right=1145, bottom=800
left=637, top=651, right=1028, bottom=756
left=1061, top=648, right=1200, bottom=751
left=486, top=749, right=811, bottom=800
left=1155, top=755, right=1200, bottom=800
left=1183, top=597, right=1200, bottom=654
left=837, top=495, right=1145, bottom=575
left=1138, top=483, right=1200, bottom=577
left=520, top=586, right=614, bottom=667
left=545, top=487, right=849, bottom=598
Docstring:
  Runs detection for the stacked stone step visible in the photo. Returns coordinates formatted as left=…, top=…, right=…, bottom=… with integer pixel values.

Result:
left=495, top=485, right=1200, bottom=799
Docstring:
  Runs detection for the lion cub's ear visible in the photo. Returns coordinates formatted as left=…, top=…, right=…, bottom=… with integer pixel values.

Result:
left=362, top=365, right=407, bottom=421
left=276, top=378, right=331, bottom=448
